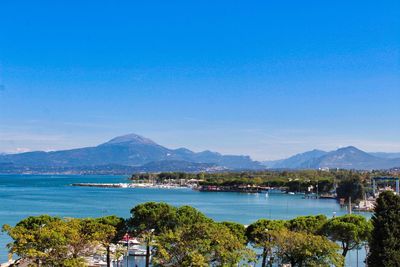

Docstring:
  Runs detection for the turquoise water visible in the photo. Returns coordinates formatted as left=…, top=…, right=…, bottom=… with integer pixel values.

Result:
left=0, top=175, right=368, bottom=266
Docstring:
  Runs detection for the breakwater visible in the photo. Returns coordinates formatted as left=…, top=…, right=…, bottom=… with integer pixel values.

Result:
left=71, top=183, right=185, bottom=189
left=72, top=183, right=131, bottom=188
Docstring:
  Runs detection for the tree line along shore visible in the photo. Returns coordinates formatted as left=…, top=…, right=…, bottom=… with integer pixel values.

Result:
left=2, top=191, right=399, bottom=267
left=131, top=169, right=396, bottom=204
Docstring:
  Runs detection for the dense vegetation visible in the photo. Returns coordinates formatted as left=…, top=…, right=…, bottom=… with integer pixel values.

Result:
left=2, top=215, right=126, bottom=267
left=367, top=191, right=400, bottom=266
left=3, top=202, right=381, bottom=267
left=132, top=169, right=339, bottom=185
left=132, top=169, right=378, bottom=201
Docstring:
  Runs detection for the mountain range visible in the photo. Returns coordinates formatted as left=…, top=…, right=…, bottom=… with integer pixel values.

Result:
left=0, top=133, right=262, bottom=173
left=263, top=146, right=400, bottom=170
left=1, top=133, right=400, bottom=174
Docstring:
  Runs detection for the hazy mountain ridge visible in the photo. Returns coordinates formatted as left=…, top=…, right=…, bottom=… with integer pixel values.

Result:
left=0, top=133, right=263, bottom=172
left=370, top=152, right=400, bottom=159
left=268, top=149, right=328, bottom=169
left=136, top=160, right=225, bottom=172
left=2, top=134, right=399, bottom=172
left=264, top=146, right=400, bottom=170
left=0, top=161, right=221, bottom=174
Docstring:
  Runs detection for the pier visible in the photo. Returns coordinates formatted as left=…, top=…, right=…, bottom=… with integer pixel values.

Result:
left=71, top=183, right=186, bottom=189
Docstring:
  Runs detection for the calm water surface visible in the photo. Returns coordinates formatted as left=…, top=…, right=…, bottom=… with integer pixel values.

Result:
left=0, top=175, right=368, bottom=266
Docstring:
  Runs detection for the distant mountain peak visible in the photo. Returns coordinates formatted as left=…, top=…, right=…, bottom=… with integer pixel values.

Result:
left=262, top=149, right=328, bottom=169
left=310, top=149, right=326, bottom=153
left=297, top=149, right=326, bottom=156
left=261, top=146, right=400, bottom=170
left=101, top=133, right=157, bottom=146
left=337, top=146, right=359, bottom=151
left=199, top=150, right=221, bottom=156
left=174, top=148, right=194, bottom=154
left=335, top=146, right=367, bottom=155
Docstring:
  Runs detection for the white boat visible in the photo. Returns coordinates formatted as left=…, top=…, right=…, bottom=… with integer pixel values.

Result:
left=128, top=247, right=147, bottom=256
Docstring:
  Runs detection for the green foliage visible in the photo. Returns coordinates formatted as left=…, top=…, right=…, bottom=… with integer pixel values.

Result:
left=286, top=214, right=327, bottom=235
left=92, top=216, right=126, bottom=267
left=336, top=173, right=365, bottom=202
left=153, top=222, right=254, bottom=266
left=153, top=224, right=210, bottom=267
left=246, top=217, right=345, bottom=267
left=367, top=191, right=400, bottom=266
left=128, top=202, right=256, bottom=266
left=246, top=219, right=286, bottom=267
left=175, top=205, right=213, bottom=227
left=2, top=215, right=125, bottom=266
left=219, top=221, right=247, bottom=244
left=322, top=214, right=371, bottom=257
left=210, top=223, right=255, bottom=266
left=2, top=201, right=378, bottom=266
left=129, top=202, right=177, bottom=234
left=246, top=219, right=286, bottom=245
left=14, top=214, right=61, bottom=229
left=61, top=258, right=87, bottom=267
left=2, top=216, right=69, bottom=266
left=275, top=229, right=344, bottom=267
left=96, top=215, right=127, bottom=243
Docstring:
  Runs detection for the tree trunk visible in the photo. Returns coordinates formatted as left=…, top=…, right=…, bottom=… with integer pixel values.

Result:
left=268, top=248, right=273, bottom=267
left=341, top=243, right=349, bottom=257
left=261, top=247, right=267, bottom=267
left=145, top=244, right=150, bottom=267
left=342, top=247, right=349, bottom=257
left=106, top=245, right=111, bottom=267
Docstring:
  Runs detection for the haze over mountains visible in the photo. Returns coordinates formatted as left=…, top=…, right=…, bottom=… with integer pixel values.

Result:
left=263, top=146, right=400, bottom=170
left=1, top=133, right=400, bottom=174
left=0, top=134, right=262, bottom=173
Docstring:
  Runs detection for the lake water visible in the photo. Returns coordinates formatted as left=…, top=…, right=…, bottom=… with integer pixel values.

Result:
left=0, top=175, right=368, bottom=266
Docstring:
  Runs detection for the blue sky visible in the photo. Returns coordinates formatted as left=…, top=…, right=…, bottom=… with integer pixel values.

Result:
left=0, top=0, right=399, bottom=160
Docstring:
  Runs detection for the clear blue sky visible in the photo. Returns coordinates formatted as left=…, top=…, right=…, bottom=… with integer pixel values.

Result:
left=0, top=0, right=399, bottom=160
